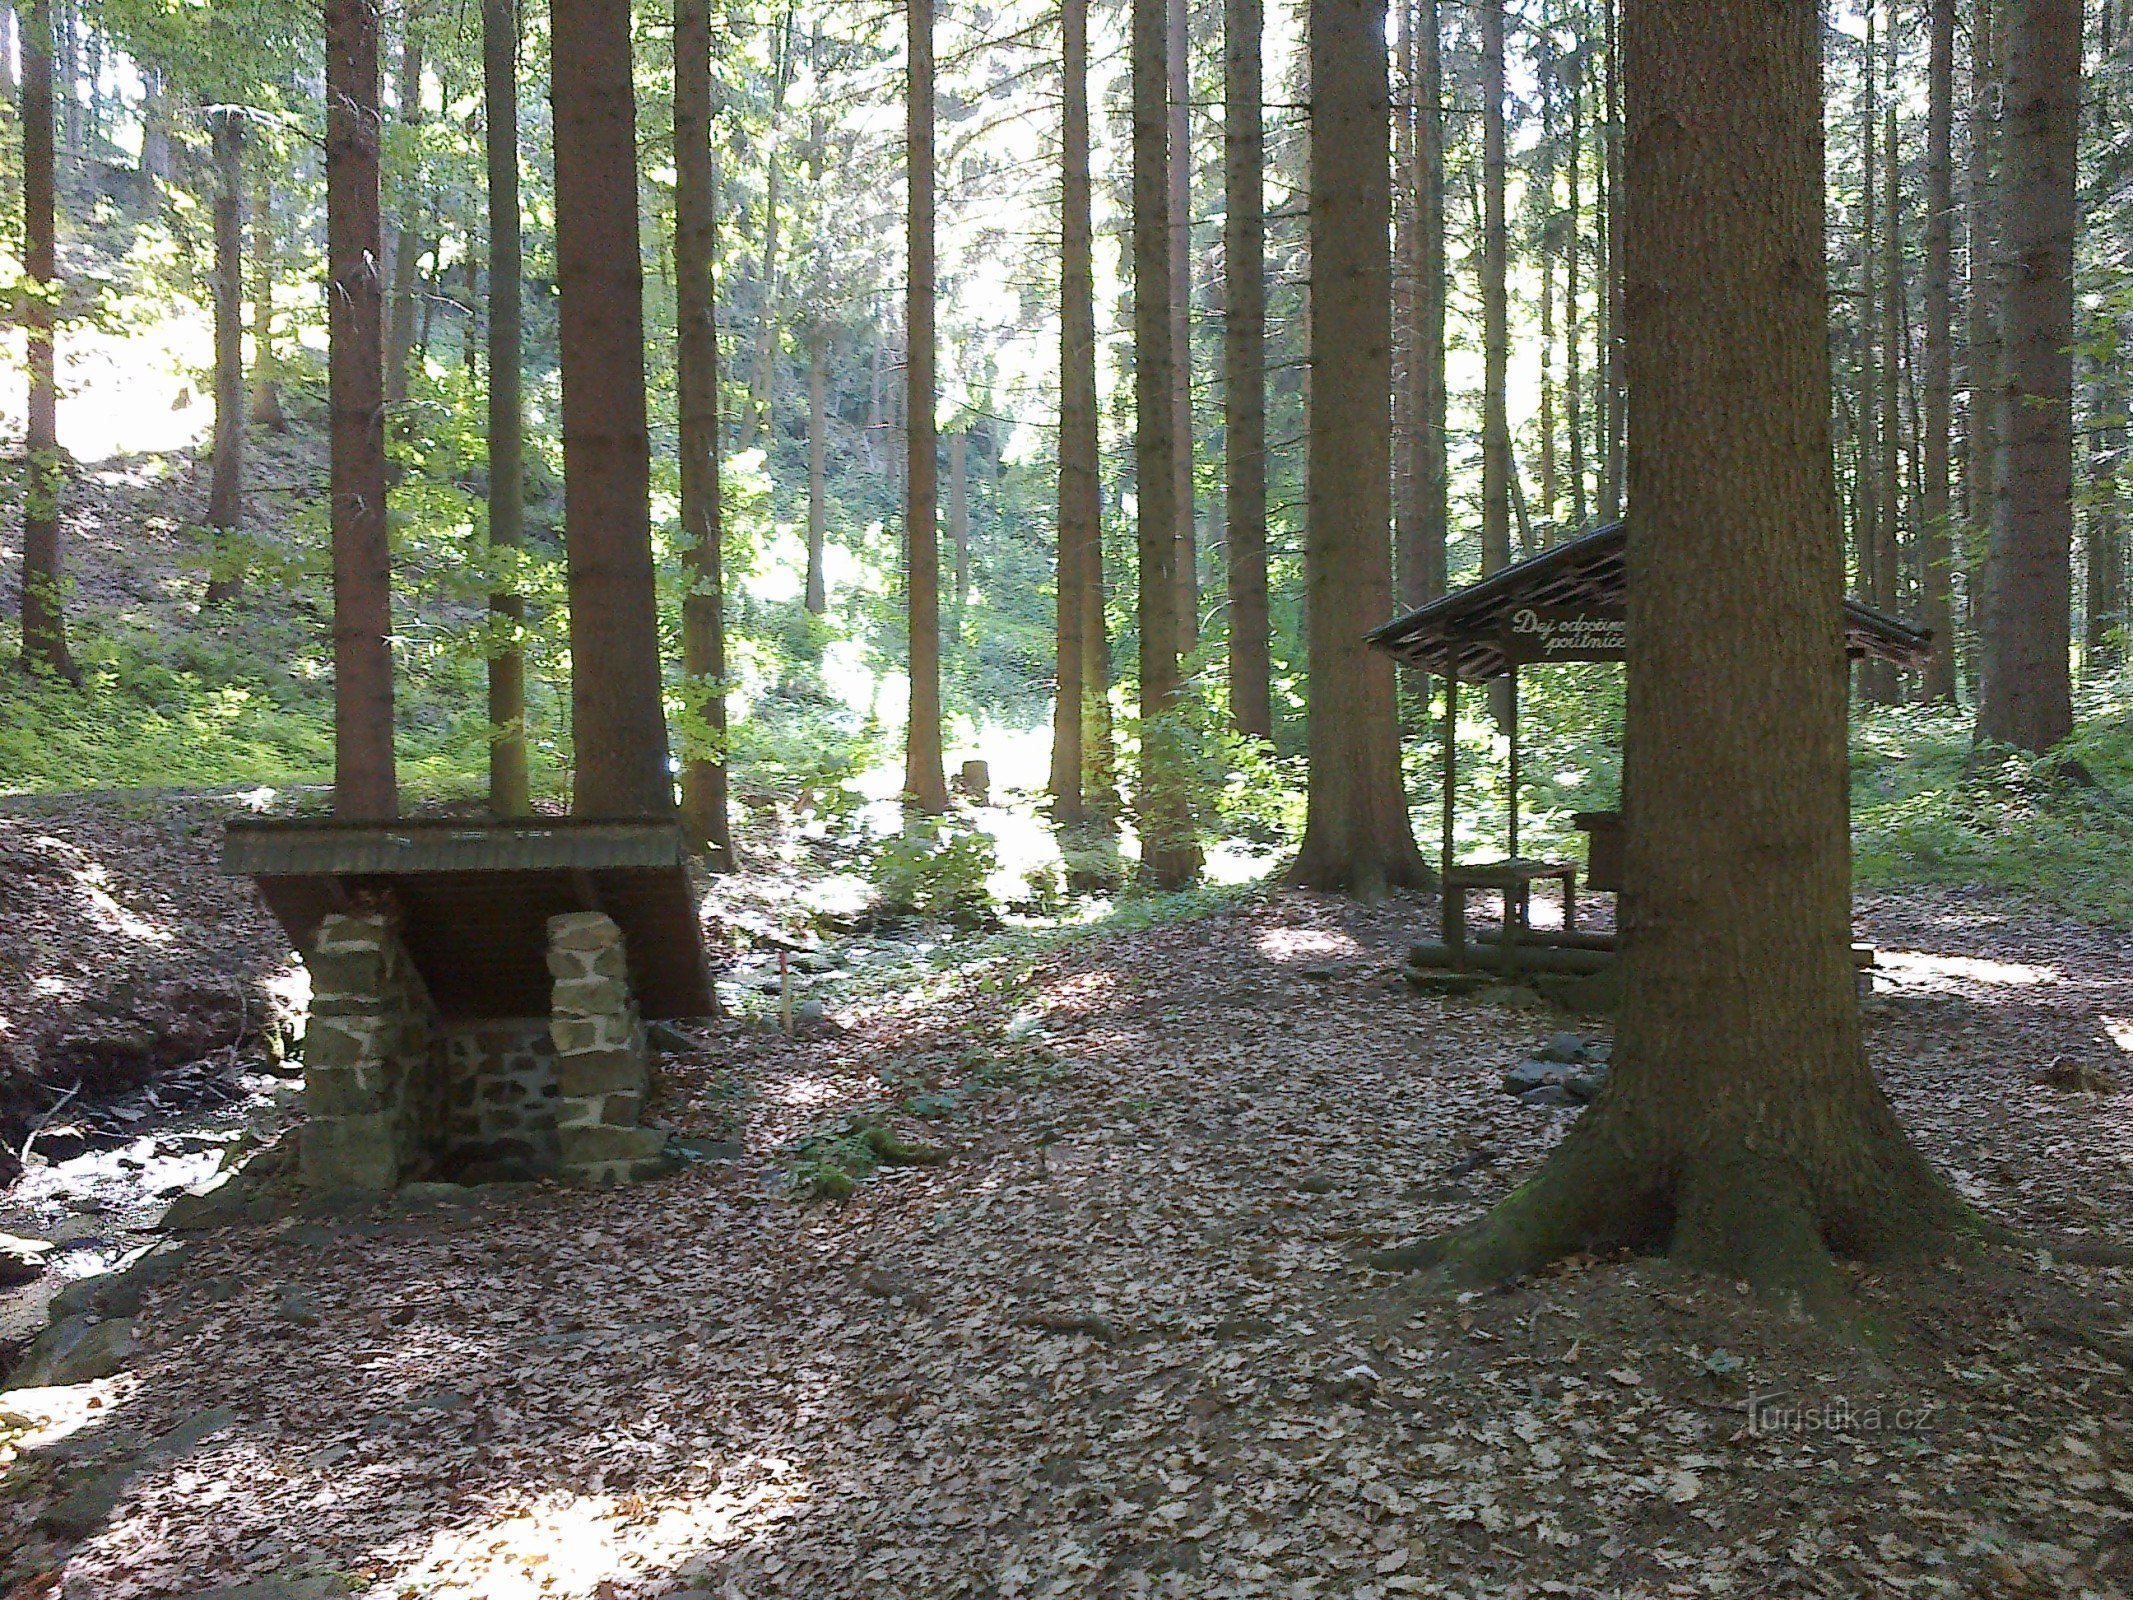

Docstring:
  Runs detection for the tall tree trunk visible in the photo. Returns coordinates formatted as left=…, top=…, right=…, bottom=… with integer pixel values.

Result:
left=1224, top=0, right=1270, bottom=737
left=676, top=0, right=730, bottom=859
left=1480, top=0, right=1510, bottom=579
left=903, top=0, right=949, bottom=814
left=739, top=7, right=795, bottom=454
left=949, top=429, right=969, bottom=606
left=1856, top=19, right=1884, bottom=701
left=2086, top=359, right=2124, bottom=670
left=1964, top=0, right=2000, bottom=682
left=1134, top=0, right=1198, bottom=885
left=1566, top=48, right=1586, bottom=531
left=553, top=0, right=673, bottom=817
left=383, top=29, right=424, bottom=408
left=806, top=324, right=828, bottom=615
left=17, top=0, right=71, bottom=681
left=140, top=66, right=169, bottom=184
left=1876, top=4, right=1903, bottom=691
left=1599, top=0, right=1625, bottom=522
left=327, top=0, right=395, bottom=815
left=1288, top=0, right=1427, bottom=897
left=485, top=0, right=529, bottom=817
left=1375, top=0, right=1960, bottom=1298
left=1406, top=0, right=1447, bottom=608
left=204, top=110, right=246, bottom=607
left=1168, top=0, right=1195, bottom=648
left=1976, top=0, right=2077, bottom=751
left=1538, top=60, right=1557, bottom=535
left=249, top=163, right=287, bottom=430
left=1920, top=0, right=1957, bottom=701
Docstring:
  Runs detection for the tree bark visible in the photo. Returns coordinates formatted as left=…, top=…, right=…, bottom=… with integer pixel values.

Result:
left=1565, top=44, right=1586, bottom=531
left=1855, top=17, right=1885, bottom=703
left=485, top=0, right=529, bottom=817
left=739, top=7, right=795, bottom=456
left=1223, top=0, right=1270, bottom=737
left=1920, top=0, right=1957, bottom=701
left=1168, top=0, right=1195, bottom=648
left=1964, top=0, right=2000, bottom=681
left=383, top=28, right=424, bottom=408
left=248, top=161, right=286, bottom=430
left=327, top=0, right=395, bottom=816
left=806, top=323, right=828, bottom=615
left=676, top=0, right=730, bottom=859
left=903, top=0, right=949, bottom=814
left=1976, top=0, right=2077, bottom=752
left=1598, top=0, right=1624, bottom=523
left=1480, top=0, right=1510, bottom=580
left=1404, top=0, right=1447, bottom=609
left=1051, top=0, right=1091, bottom=821
left=1374, top=0, right=1963, bottom=1298
left=1288, top=0, right=1427, bottom=898
left=1538, top=59, right=1557, bottom=535
left=948, top=428, right=969, bottom=606
left=2086, top=359, right=2124, bottom=670
left=553, top=0, right=673, bottom=817
left=17, top=0, right=71, bottom=682
left=204, top=109, right=246, bottom=607
left=1134, top=0, right=1199, bottom=885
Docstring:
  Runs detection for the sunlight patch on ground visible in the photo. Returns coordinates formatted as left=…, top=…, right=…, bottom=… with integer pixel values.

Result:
left=0, top=1378, right=141, bottom=1471
left=392, top=1462, right=809, bottom=1599
left=67, top=861, right=170, bottom=945
left=0, top=312, right=212, bottom=464
left=2103, top=1017, right=2133, bottom=1056
left=762, top=1075, right=847, bottom=1110
left=1253, top=927, right=1362, bottom=963
left=1875, top=950, right=2058, bottom=992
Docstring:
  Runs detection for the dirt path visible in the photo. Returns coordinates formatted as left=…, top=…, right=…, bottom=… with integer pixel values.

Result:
left=5, top=888, right=2131, bottom=1598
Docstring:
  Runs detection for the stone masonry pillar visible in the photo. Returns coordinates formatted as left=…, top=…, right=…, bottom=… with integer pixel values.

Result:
left=301, top=911, right=436, bottom=1192
left=547, top=912, right=670, bottom=1185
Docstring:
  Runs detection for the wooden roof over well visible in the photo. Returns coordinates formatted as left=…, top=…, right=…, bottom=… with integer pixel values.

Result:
left=222, top=818, right=717, bottom=1020
left=1366, top=521, right=1935, bottom=682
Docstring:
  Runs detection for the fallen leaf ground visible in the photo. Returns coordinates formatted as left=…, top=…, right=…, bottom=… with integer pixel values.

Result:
left=6, top=885, right=2133, bottom=1599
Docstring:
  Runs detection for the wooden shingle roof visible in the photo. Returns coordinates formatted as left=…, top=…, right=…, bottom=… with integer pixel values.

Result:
left=1366, top=521, right=1934, bottom=683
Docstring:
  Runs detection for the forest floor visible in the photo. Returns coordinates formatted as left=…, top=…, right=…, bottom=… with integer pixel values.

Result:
left=2, top=804, right=2131, bottom=1598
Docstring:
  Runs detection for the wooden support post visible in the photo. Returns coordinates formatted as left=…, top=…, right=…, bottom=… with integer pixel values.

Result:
left=1506, top=666, right=1520, bottom=861
left=1441, top=674, right=1458, bottom=884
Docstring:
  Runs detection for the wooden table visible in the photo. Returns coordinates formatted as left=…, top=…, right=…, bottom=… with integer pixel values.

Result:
left=1442, top=858, right=1578, bottom=976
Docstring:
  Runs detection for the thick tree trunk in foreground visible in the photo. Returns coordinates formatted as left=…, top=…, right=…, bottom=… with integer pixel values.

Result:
left=1133, top=0, right=1199, bottom=886
left=903, top=0, right=949, bottom=814
left=1374, top=0, right=1962, bottom=1297
left=676, top=0, right=730, bottom=861
left=553, top=0, right=674, bottom=817
left=204, top=109, right=246, bottom=606
left=1051, top=0, right=1096, bottom=821
left=1920, top=0, right=1957, bottom=702
left=1223, top=0, right=1270, bottom=738
left=17, top=0, right=71, bottom=681
left=1976, top=0, right=2076, bottom=752
left=327, top=0, right=396, bottom=816
left=484, top=0, right=530, bottom=817
left=1288, top=0, right=1427, bottom=898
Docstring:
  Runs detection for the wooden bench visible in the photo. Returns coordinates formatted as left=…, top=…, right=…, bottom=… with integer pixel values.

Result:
left=1442, top=858, right=1578, bottom=976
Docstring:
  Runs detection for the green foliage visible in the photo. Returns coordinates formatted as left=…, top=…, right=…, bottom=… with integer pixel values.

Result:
left=782, top=1111, right=944, bottom=1201
left=869, top=815, right=1000, bottom=924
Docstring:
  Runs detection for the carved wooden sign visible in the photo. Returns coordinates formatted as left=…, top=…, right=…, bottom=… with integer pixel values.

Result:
left=1498, top=605, right=1627, bottom=664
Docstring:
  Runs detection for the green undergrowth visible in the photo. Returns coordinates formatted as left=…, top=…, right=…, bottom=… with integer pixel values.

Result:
left=782, top=1111, right=947, bottom=1200
left=1850, top=685, right=2133, bottom=924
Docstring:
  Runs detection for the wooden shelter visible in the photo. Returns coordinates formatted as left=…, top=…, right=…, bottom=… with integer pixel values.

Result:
left=1368, top=522, right=1932, bottom=975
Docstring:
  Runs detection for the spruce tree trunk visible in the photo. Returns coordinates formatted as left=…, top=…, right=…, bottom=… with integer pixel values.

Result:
left=1134, top=0, right=1198, bottom=885
left=1375, top=0, right=1962, bottom=1297
left=676, top=0, right=730, bottom=860
left=1223, top=0, right=1270, bottom=738
left=1538, top=65, right=1557, bottom=534
left=949, top=430, right=969, bottom=606
left=1051, top=0, right=1092, bottom=821
left=1407, top=0, right=1446, bottom=606
left=1977, top=0, right=2076, bottom=752
left=327, top=0, right=395, bottom=816
left=552, top=0, right=674, bottom=818
left=1598, top=0, right=1624, bottom=523
left=1565, top=49, right=1585, bottom=531
left=2086, top=361, right=2124, bottom=670
left=17, top=0, right=71, bottom=682
left=806, top=324, right=827, bottom=615
left=484, top=0, right=529, bottom=817
left=248, top=164, right=286, bottom=429
left=204, top=109, right=246, bottom=607
left=1856, top=20, right=1883, bottom=702
left=1872, top=5, right=1903, bottom=702
left=1964, top=0, right=2000, bottom=679
left=1287, top=0, right=1427, bottom=898
left=383, top=30, right=424, bottom=408
left=903, top=0, right=949, bottom=814
left=1920, top=0, right=1957, bottom=702
left=1480, top=0, right=1510, bottom=579
left=1168, top=0, right=1195, bottom=648
left=739, top=9, right=794, bottom=454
